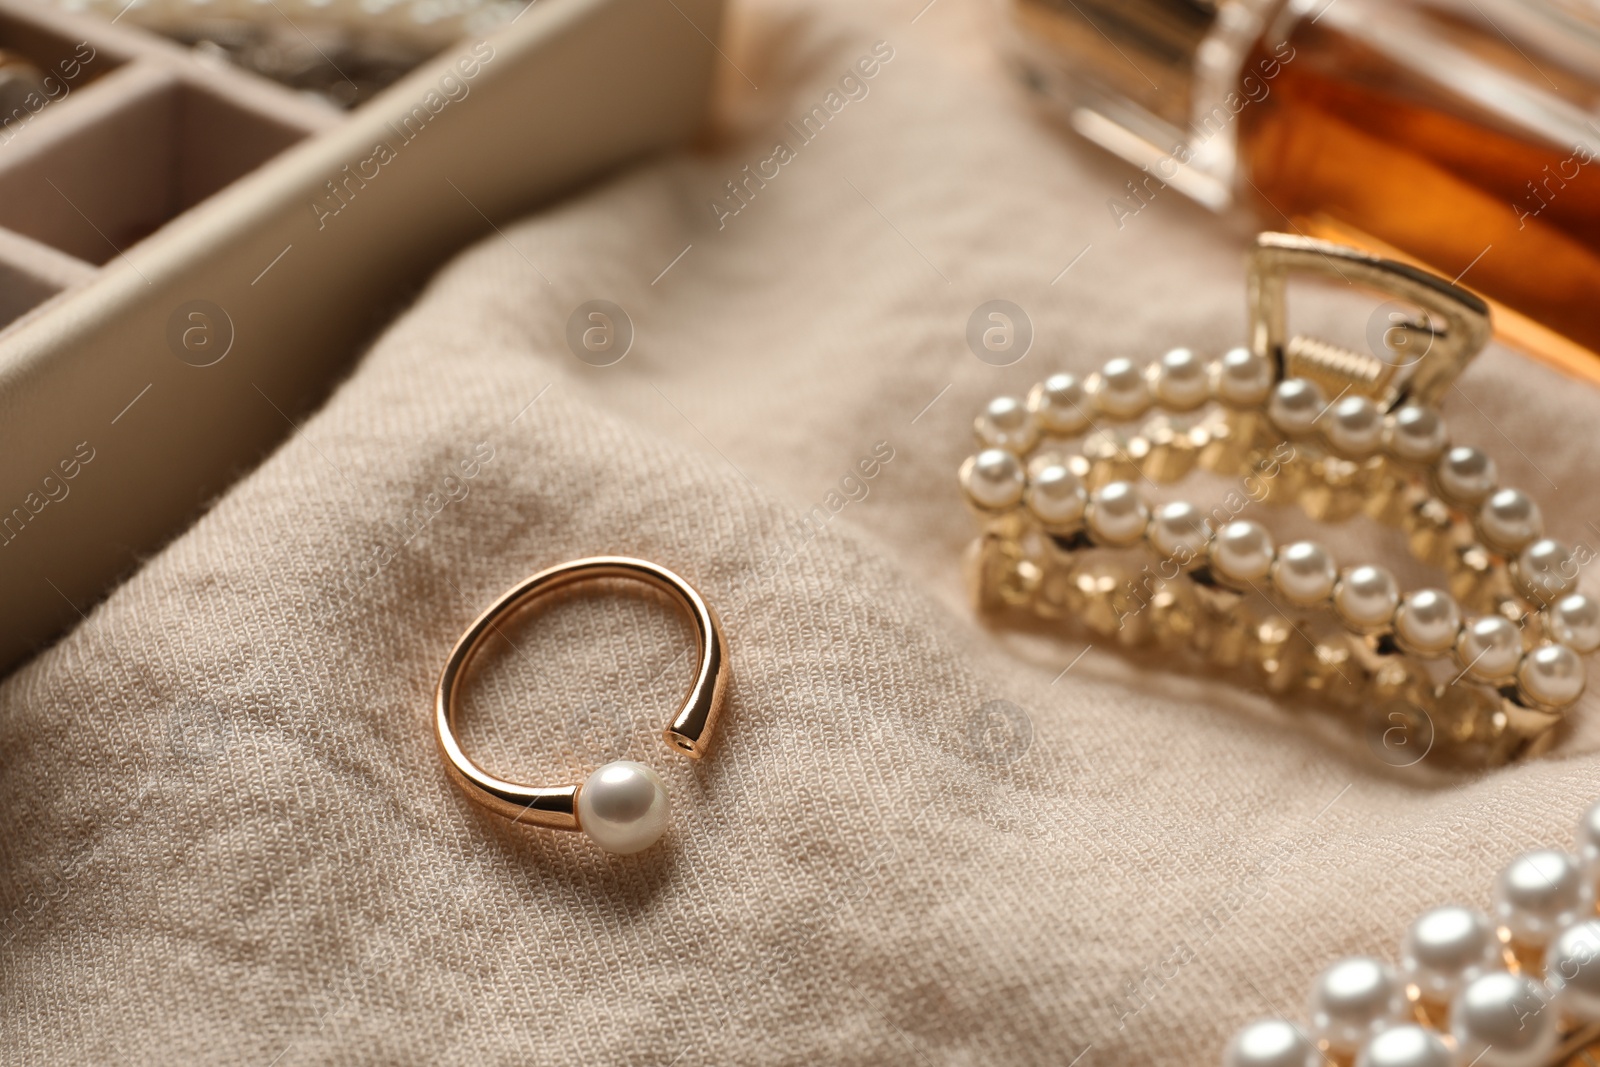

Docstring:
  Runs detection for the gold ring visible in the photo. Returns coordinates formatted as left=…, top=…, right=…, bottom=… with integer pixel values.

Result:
left=434, top=556, right=729, bottom=853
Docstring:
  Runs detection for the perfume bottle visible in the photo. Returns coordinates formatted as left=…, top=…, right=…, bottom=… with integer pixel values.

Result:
left=1004, top=0, right=1600, bottom=381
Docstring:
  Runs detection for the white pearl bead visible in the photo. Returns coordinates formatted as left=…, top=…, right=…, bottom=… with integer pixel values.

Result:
left=1325, top=395, right=1384, bottom=458
left=1517, top=643, right=1585, bottom=709
left=1494, top=849, right=1587, bottom=946
left=577, top=760, right=670, bottom=854
left=1401, top=906, right=1501, bottom=1004
left=1267, top=378, right=1327, bottom=437
left=1353, top=1024, right=1454, bottom=1067
left=1478, top=488, right=1544, bottom=554
left=1025, top=463, right=1087, bottom=528
left=1549, top=594, right=1600, bottom=654
left=1545, top=919, right=1600, bottom=1023
left=960, top=449, right=1025, bottom=511
left=1514, top=539, right=1578, bottom=606
left=1308, top=956, right=1407, bottom=1055
left=1272, top=541, right=1337, bottom=606
left=1451, top=970, right=1559, bottom=1067
left=1384, top=405, right=1448, bottom=464
left=1334, top=565, right=1400, bottom=632
left=1152, top=347, right=1210, bottom=410
left=1094, top=357, right=1151, bottom=419
left=1027, top=373, right=1090, bottom=435
left=1147, top=500, right=1211, bottom=566
left=1455, top=615, right=1523, bottom=683
left=1212, top=346, right=1273, bottom=407
left=1210, top=520, right=1275, bottom=584
left=1577, top=800, right=1600, bottom=881
left=1393, top=589, right=1462, bottom=656
left=974, top=395, right=1038, bottom=452
left=1085, top=481, right=1149, bottom=547
left=1222, top=1019, right=1319, bottom=1067
left=1434, top=445, right=1498, bottom=506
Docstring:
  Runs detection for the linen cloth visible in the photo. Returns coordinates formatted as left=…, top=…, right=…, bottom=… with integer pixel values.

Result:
left=4, top=0, right=1600, bottom=1062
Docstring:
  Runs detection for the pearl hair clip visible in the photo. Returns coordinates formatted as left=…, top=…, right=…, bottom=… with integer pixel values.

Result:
left=1222, top=800, right=1600, bottom=1067
left=959, top=233, right=1591, bottom=766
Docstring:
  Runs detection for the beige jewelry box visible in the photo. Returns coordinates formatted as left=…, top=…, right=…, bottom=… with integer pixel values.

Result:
left=0, top=0, right=722, bottom=672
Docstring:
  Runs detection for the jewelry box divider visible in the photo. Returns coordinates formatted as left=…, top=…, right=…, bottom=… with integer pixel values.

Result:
left=0, top=0, right=724, bottom=673
left=0, top=0, right=337, bottom=330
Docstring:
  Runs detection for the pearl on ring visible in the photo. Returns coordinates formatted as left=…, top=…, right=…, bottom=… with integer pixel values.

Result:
left=577, top=760, right=671, bottom=854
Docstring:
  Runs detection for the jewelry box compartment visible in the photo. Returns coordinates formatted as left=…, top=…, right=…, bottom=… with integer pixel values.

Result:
left=0, top=0, right=336, bottom=330
left=0, top=0, right=725, bottom=673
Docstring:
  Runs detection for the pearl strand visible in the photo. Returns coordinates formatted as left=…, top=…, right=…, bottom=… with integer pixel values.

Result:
left=1224, top=800, right=1600, bottom=1067
left=960, top=348, right=1593, bottom=753
left=972, top=466, right=1584, bottom=715
left=975, top=352, right=1580, bottom=620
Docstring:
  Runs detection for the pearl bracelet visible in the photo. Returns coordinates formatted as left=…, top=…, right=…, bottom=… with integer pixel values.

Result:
left=1223, top=799, right=1600, bottom=1067
left=958, top=234, right=1590, bottom=766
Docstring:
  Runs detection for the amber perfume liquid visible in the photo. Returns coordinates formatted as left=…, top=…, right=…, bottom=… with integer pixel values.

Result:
left=1239, top=2, right=1600, bottom=363
left=1006, top=0, right=1600, bottom=379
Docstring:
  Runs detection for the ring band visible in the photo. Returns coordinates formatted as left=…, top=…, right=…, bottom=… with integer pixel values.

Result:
left=434, top=556, right=729, bottom=852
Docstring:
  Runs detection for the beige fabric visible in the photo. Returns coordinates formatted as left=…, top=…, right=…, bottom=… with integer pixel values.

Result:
left=4, top=0, right=1599, bottom=1062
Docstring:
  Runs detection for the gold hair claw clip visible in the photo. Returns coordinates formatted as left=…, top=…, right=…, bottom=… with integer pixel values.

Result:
left=1223, top=799, right=1600, bottom=1067
left=959, top=233, right=1590, bottom=766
